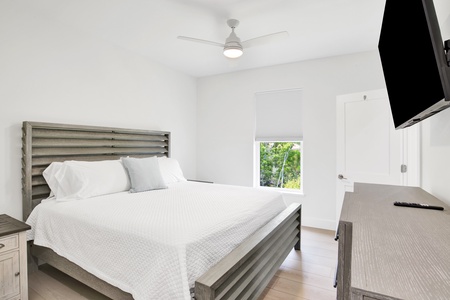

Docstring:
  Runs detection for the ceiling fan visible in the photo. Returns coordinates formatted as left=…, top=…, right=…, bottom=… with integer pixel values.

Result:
left=177, top=19, right=288, bottom=59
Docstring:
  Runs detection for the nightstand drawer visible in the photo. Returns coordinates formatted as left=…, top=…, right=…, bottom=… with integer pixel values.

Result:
left=0, top=234, right=19, bottom=253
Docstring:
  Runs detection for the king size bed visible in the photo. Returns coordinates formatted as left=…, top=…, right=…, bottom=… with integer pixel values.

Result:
left=22, top=121, right=301, bottom=300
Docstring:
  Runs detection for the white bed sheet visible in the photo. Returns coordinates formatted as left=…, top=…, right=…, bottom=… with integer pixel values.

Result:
left=26, top=181, right=287, bottom=300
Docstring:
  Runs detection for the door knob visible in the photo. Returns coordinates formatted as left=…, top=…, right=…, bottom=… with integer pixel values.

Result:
left=338, top=174, right=347, bottom=180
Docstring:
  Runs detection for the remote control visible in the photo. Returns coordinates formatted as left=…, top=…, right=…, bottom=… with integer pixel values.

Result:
left=393, top=201, right=444, bottom=211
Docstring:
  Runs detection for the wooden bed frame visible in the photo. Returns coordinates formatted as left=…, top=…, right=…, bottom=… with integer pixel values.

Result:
left=22, top=121, right=301, bottom=300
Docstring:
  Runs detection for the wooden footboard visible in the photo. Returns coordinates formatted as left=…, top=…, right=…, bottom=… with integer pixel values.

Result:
left=195, top=203, right=301, bottom=300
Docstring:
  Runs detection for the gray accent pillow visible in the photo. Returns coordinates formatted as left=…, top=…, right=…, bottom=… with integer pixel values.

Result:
left=121, top=157, right=168, bottom=193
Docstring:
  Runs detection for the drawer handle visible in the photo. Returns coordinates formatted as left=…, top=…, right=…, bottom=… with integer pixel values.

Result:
left=15, top=272, right=20, bottom=277
left=0, top=243, right=4, bottom=249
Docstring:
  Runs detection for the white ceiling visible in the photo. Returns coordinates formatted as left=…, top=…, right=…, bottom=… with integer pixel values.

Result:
left=28, top=0, right=390, bottom=78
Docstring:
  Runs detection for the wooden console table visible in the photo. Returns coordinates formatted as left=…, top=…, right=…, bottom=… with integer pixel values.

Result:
left=336, top=182, right=450, bottom=300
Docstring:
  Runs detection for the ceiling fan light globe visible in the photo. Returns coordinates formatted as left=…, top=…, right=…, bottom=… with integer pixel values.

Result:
left=223, top=46, right=243, bottom=58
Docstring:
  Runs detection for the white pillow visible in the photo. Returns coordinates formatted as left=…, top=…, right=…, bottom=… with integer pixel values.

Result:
left=158, top=157, right=187, bottom=184
left=121, top=156, right=167, bottom=193
left=52, top=160, right=130, bottom=200
left=43, top=162, right=64, bottom=197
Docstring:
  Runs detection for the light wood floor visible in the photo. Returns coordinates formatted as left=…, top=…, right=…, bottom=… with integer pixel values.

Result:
left=28, top=226, right=337, bottom=300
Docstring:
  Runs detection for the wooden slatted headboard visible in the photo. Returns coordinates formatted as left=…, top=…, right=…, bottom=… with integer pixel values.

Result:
left=21, top=121, right=171, bottom=220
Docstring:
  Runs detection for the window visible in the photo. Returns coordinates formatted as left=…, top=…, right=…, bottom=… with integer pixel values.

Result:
left=254, top=89, right=303, bottom=192
left=258, top=141, right=302, bottom=190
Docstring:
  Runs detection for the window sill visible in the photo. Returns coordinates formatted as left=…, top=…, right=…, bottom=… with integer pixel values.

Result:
left=256, top=186, right=304, bottom=196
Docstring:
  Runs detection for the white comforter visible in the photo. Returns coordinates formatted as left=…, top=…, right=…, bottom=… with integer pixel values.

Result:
left=26, top=181, right=287, bottom=300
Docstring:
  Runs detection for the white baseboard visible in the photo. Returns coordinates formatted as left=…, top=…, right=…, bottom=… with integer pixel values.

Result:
left=301, top=216, right=337, bottom=231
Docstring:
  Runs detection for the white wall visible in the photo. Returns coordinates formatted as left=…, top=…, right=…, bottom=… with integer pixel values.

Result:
left=419, top=1, right=450, bottom=206
left=197, top=51, right=386, bottom=229
left=0, top=3, right=198, bottom=221
left=421, top=109, right=450, bottom=206
left=435, top=0, right=450, bottom=38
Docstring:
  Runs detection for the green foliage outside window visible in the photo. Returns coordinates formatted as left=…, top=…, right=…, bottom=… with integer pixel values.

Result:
left=259, top=142, right=301, bottom=190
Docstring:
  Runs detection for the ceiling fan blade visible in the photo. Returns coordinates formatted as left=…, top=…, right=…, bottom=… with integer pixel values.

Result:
left=177, top=36, right=224, bottom=47
left=241, top=31, right=289, bottom=48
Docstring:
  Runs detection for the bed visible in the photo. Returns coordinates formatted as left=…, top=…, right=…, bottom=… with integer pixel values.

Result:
left=21, top=121, right=301, bottom=300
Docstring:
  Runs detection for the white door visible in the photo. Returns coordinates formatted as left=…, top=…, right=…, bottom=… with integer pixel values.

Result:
left=336, top=89, right=420, bottom=222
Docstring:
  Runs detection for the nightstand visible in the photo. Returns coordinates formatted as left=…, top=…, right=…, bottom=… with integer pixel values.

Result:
left=0, top=214, right=31, bottom=300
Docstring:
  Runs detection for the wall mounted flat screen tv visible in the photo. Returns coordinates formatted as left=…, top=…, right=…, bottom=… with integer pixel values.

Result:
left=378, top=0, right=450, bottom=129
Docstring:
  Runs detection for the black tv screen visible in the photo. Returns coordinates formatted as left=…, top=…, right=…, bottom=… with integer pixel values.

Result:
left=378, top=0, right=450, bottom=129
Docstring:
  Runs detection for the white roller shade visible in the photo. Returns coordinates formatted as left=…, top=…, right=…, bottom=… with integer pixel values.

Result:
left=255, top=89, right=303, bottom=141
